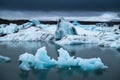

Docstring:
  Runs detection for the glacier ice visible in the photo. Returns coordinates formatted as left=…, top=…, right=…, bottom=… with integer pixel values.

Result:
left=0, top=55, right=11, bottom=63
left=0, top=27, right=54, bottom=41
left=77, top=57, right=108, bottom=71
left=57, top=48, right=108, bottom=70
left=30, top=20, right=41, bottom=28
left=54, top=18, right=77, bottom=40
left=19, top=47, right=108, bottom=71
left=33, top=47, right=56, bottom=69
left=57, top=48, right=78, bottom=68
left=0, top=18, right=120, bottom=49
left=19, top=52, right=35, bottom=71
left=19, top=47, right=56, bottom=71
left=0, top=23, right=18, bottom=36
left=72, top=21, right=80, bottom=26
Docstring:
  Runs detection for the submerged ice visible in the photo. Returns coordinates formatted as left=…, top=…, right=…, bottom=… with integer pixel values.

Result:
left=0, top=55, right=11, bottom=63
left=19, top=47, right=108, bottom=71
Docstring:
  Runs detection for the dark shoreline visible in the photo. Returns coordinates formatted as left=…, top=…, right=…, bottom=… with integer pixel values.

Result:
left=0, top=18, right=120, bottom=25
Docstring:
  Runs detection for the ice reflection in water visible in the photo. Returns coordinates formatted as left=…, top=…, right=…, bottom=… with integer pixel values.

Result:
left=0, top=41, right=120, bottom=80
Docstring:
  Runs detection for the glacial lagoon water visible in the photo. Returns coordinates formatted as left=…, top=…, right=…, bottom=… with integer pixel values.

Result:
left=0, top=41, right=120, bottom=80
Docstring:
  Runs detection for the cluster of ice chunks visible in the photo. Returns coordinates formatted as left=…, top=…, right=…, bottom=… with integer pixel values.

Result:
left=19, top=47, right=108, bottom=71
left=18, top=20, right=41, bottom=30
left=0, top=23, right=18, bottom=36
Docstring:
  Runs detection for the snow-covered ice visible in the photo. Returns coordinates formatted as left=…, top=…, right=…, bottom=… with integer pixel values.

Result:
left=0, top=18, right=120, bottom=49
left=0, top=23, right=18, bottom=36
left=0, top=27, right=53, bottom=41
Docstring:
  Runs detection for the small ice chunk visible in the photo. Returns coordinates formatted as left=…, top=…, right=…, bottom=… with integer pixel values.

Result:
left=19, top=52, right=35, bottom=71
left=30, top=20, right=41, bottom=28
left=19, top=52, right=35, bottom=64
left=19, top=61, right=31, bottom=71
left=0, top=55, right=11, bottom=63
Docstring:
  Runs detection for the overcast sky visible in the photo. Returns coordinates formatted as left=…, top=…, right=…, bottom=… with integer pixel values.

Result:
left=0, top=0, right=120, bottom=11
left=0, top=0, right=120, bottom=20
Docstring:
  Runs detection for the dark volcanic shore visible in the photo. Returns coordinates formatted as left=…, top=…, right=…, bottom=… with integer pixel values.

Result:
left=0, top=18, right=120, bottom=25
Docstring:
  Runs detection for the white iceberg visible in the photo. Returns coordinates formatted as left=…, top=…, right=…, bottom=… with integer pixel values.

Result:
left=0, top=27, right=53, bottom=41
left=0, top=23, right=18, bottom=36
left=0, top=55, right=11, bottom=63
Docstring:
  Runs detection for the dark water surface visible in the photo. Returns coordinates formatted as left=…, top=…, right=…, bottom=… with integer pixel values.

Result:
left=0, top=41, right=120, bottom=80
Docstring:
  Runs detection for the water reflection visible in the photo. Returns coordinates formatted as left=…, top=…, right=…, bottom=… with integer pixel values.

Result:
left=19, top=71, right=29, bottom=80
left=0, top=41, right=120, bottom=80
left=19, top=67, right=105, bottom=80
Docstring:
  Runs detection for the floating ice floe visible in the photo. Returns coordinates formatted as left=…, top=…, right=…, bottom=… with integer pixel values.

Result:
left=0, top=55, right=11, bottom=63
left=19, top=47, right=108, bottom=71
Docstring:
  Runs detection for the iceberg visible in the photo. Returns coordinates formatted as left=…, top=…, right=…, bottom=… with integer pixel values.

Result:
left=19, top=47, right=108, bottom=71
left=0, top=55, right=11, bottom=63
left=0, top=23, right=18, bottom=36
left=30, top=20, right=41, bottom=28
left=19, top=52, right=35, bottom=71
left=33, top=47, right=56, bottom=69
left=57, top=48, right=108, bottom=70
left=19, top=47, right=56, bottom=71
left=54, top=18, right=77, bottom=40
